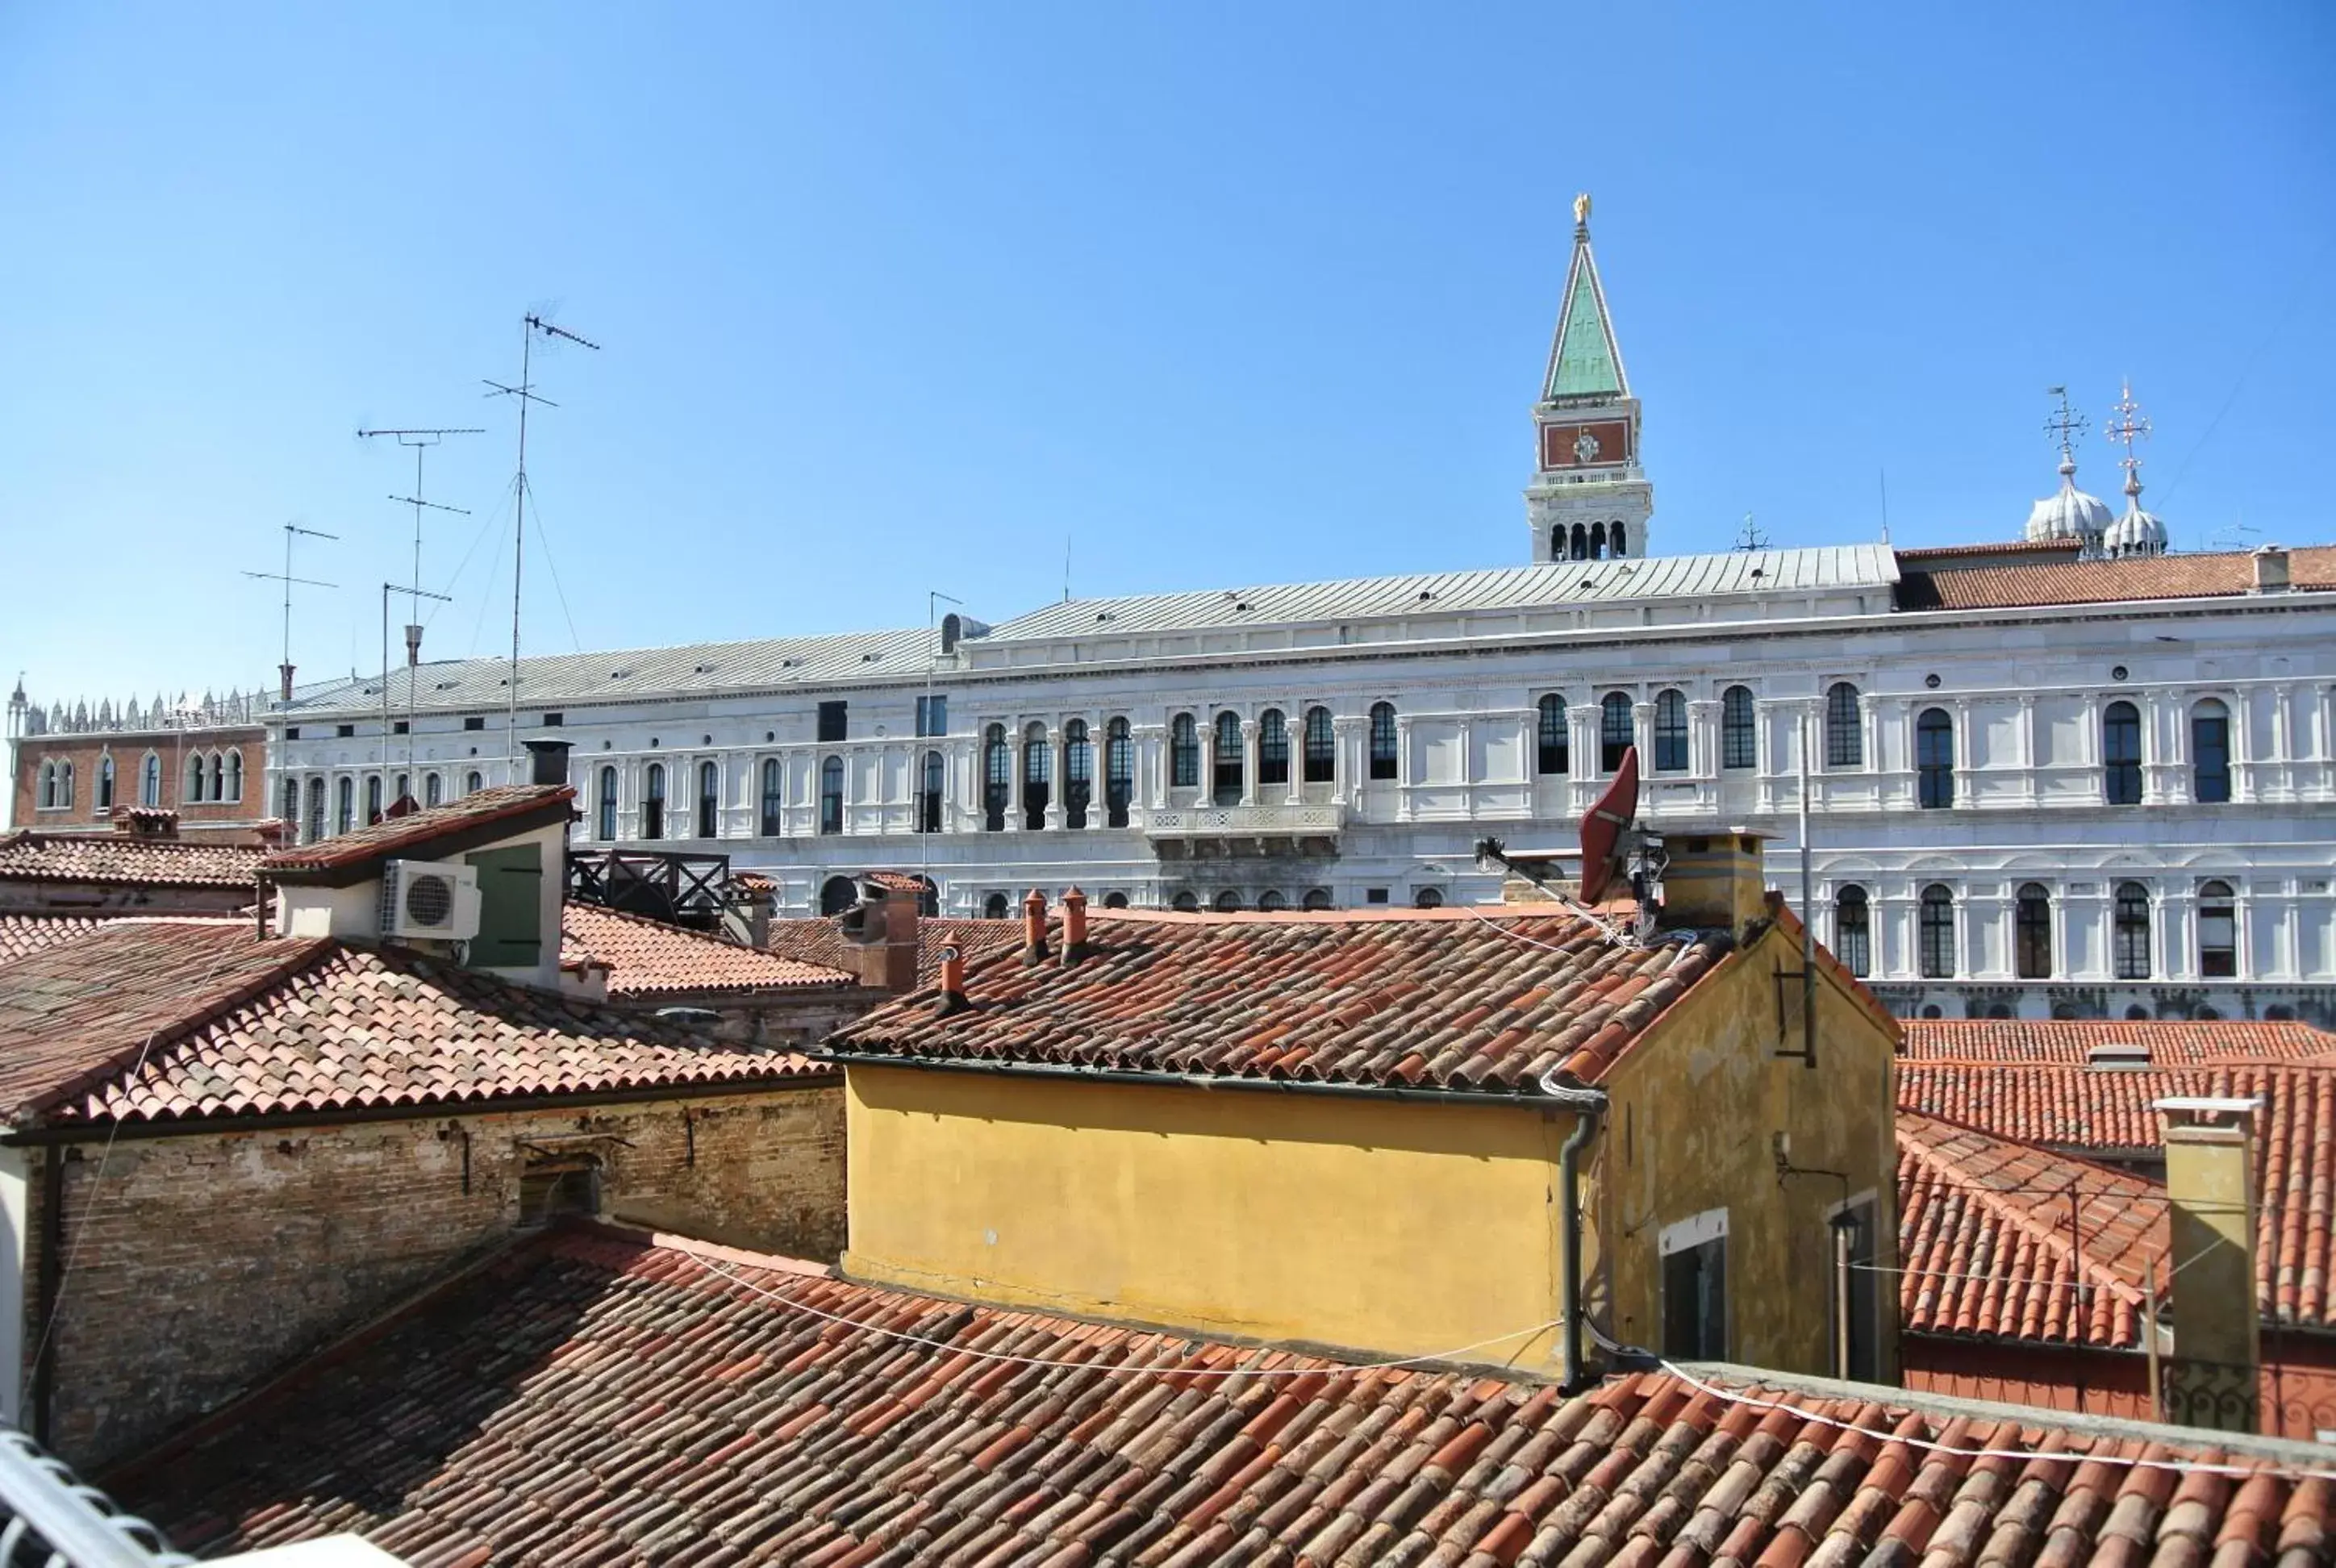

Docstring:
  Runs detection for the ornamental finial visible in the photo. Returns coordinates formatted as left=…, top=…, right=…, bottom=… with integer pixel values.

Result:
left=1573, top=192, right=1592, bottom=233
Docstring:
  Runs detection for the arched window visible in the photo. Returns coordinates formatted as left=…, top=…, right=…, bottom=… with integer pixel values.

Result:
left=2103, top=700, right=2142, bottom=805
left=642, top=762, right=665, bottom=840
left=1102, top=890, right=1129, bottom=910
left=424, top=772, right=443, bottom=808
left=1171, top=890, right=1200, bottom=913
left=697, top=760, right=720, bottom=839
left=140, top=753, right=161, bottom=807
left=920, top=750, right=945, bottom=834
left=305, top=777, right=326, bottom=842
left=1916, top=708, right=1954, bottom=809
left=1610, top=521, right=1628, bottom=557
left=984, top=725, right=1010, bottom=831
left=1570, top=523, right=1588, bottom=561
left=1590, top=522, right=1608, bottom=560
left=820, top=875, right=857, bottom=915
left=820, top=755, right=845, bottom=836
left=2198, top=880, right=2238, bottom=977
left=1825, top=683, right=1863, bottom=769
left=1600, top=692, right=1633, bottom=773
left=2114, top=882, right=2151, bottom=980
left=209, top=753, right=224, bottom=803
left=983, top=892, right=1010, bottom=920
left=394, top=774, right=410, bottom=809
left=1213, top=890, right=1241, bottom=912
left=1368, top=703, right=1398, bottom=780
left=279, top=776, right=298, bottom=826
left=1107, top=718, right=1134, bottom=826
left=1652, top=689, right=1687, bottom=773
left=1257, top=890, right=1286, bottom=913
left=761, top=758, right=783, bottom=836
left=465, top=769, right=483, bottom=795
left=1303, top=887, right=1332, bottom=911
left=2266, top=1004, right=2296, bottom=1022
left=1022, top=722, right=1051, bottom=829
left=1537, top=694, right=1569, bottom=775
left=365, top=774, right=383, bottom=824
left=185, top=754, right=204, bottom=803
left=2191, top=699, right=2230, bottom=803
left=1833, top=886, right=1871, bottom=978
left=336, top=776, right=355, bottom=835
left=1063, top=719, right=1092, bottom=829
left=1721, top=686, right=1756, bottom=770
left=1413, top=887, right=1445, bottom=910
left=1257, top=710, right=1289, bottom=788
left=1550, top=525, right=1565, bottom=560
left=1170, top=713, right=1199, bottom=789
left=1212, top=712, right=1242, bottom=805
left=35, top=761, right=52, bottom=810
left=2125, top=1005, right=2150, bottom=1021
left=225, top=751, right=242, bottom=802
left=98, top=755, right=115, bottom=810
left=598, top=766, right=619, bottom=840
left=57, top=761, right=71, bottom=809
left=2015, top=883, right=2053, bottom=979
left=1919, top=885, right=1955, bottom=979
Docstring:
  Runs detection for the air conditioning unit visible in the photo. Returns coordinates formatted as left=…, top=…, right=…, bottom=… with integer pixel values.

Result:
left=382, top=859, right=482, bottom=942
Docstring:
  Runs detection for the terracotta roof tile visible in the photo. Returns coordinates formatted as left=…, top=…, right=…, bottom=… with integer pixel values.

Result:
left=561, top=903, right=852, bottom=998
left=0, top=923, right=828, bottom=1128
left=1896, top=545, right=2336, bottom=612
left=1901, top=1019, right=2333, bottom=1065
left=827, top=907, right=1732, bottom=1094
left=765, top=915, right=1039, bottom=989
left=259, top=784, right=574, bottom=874
left=1898, top=1059, right=2336, bottom=1330
left=0, top=911, right=236, bottom=965
left=0, top=830, right=262, bottom=889
left=117, top=1225, right=2335, bottom=1566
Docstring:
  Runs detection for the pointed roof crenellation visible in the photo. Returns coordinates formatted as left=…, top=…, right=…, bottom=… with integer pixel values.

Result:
left=1541, top=193, right=1629, bottom=404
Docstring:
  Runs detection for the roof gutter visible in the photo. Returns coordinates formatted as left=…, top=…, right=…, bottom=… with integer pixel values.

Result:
left=2, top=1070, right=842, bottom=1148
left=811, top=1048, right=1595, bottom=1111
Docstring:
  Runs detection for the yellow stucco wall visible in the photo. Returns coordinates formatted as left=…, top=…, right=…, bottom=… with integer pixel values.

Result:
left=1592, top=924, right=1900, bottom=1381
left=845, top=1065, right=1574, bottom=1370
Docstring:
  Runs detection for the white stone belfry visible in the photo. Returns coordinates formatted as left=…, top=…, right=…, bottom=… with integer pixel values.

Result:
left=1526, top=194, right=1653, bottom=563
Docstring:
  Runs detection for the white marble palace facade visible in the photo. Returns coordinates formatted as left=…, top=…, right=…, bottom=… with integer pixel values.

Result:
left=271, top=204, right=2336, bottom=1025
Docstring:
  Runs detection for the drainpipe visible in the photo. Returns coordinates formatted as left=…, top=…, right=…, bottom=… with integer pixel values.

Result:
left=1541, top=1071, right=1607, bottom=1391
left=31, top=1146, right=62, bottom=1447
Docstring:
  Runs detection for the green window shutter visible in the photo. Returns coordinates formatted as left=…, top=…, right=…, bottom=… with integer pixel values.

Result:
left=465, top=843, right=544, bottom=966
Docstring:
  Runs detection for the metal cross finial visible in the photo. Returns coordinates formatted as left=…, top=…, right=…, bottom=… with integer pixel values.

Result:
left=2044, top=385, right=2088, bottom=463
left=2104, top=377, right=2151, bottom=492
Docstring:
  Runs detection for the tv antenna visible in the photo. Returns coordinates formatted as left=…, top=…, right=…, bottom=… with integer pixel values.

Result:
left=242, top=522, right=339, bottom=706
left=357, top=425, right=482, bottom=769
left=486, top=312, right=600, bottom=777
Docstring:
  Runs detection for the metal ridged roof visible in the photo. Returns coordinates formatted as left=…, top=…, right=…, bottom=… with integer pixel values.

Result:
left=986, top=544, right=1897, bottom=640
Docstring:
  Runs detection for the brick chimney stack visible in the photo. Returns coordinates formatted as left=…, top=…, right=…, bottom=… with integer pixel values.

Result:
left=2251, top=544, right=2291, bottom=594
left=2156, top=1095, right=2261, bottom=1432
left=1022, top=887, right=1049, bottom=965
left=1060, top=886, right=1088, bottom=967
left=854, top=886, right=920, bottom=994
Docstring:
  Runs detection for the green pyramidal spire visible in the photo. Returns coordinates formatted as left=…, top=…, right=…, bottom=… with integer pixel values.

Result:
left=1541, top=200, right=1629, bottom=402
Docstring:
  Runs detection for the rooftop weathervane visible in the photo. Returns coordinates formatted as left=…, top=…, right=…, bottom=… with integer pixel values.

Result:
left=2043, top=385, right=2088, bottom=464
left=2104, top=377, right=2151, bottom=487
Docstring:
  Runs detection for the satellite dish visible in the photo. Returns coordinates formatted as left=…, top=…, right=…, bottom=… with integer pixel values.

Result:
left=1578, top=745, right=1640, bottom=905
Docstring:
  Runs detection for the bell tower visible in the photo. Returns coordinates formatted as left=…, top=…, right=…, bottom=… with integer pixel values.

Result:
left=1526, top=194, right=1653, bottom=562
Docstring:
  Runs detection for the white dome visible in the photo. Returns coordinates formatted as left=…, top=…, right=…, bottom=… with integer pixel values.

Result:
left=2025, top=457, right=2114, bottom=551
left=2104, top=507, right=2166, bottom=557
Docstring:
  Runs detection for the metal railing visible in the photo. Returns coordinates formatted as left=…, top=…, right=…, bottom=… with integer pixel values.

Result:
left=0, top=1426, right=190, bottom=1568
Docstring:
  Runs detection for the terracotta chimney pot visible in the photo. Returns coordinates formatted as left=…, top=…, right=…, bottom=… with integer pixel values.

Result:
left=937, top=945, right=968, bottom=1015
left=1061, top=886, right=1088, bottom=965
left=1022, top=887, right=1049, bottom=965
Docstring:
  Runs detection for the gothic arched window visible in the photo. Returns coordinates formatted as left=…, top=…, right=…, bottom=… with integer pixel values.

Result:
left=209, top=753, right=225, bottom=803
left=1537, top=694, right=1568, bottom=775
left=1916, top=707, right=1954, bottom=809
left=141, top=753, right=161, bottom=807
left=1368, top=703, right=1398, bottom=780
left=2103, top=700, right=2143, bottom=805
left=98, top=754, right=115, bottom=810
left=1600, top=692, right=1633, bottom=773
left=225, top=750, right=242, bottom=802
left=1257, top=709, right=1289, bottom=787
left=1834, top=886, right=1871, bottom=978
left=1652, top=689, right=1687, bottom=772
left=185, top=753, right=205, bottom=803
left=1825, top=683, right=1863, bottom=769
left=1721, top=686, right=1756, bottom=769
left=2015, top=883, right=2053, bottom=979
left=820, top=755, right=845, bottom=836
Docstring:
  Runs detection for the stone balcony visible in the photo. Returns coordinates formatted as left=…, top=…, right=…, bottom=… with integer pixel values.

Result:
left=1145, top=801, right=1343, bottom=860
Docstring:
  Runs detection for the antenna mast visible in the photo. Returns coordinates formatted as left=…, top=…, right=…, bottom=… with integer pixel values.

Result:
left=358, top=426, right=482, bottom=776
left=242, top=522, right=339, bottom=705
left=486, top=314, right=599, bottom=779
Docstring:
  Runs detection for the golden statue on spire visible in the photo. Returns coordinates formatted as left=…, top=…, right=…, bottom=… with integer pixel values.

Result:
left=1573, top=192, right=1592, bottom=228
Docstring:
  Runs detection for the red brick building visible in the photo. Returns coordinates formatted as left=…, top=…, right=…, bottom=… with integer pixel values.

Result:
left=6, top=683, right=270, bottom=839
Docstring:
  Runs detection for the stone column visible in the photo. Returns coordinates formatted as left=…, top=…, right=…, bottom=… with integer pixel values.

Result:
left=1044, top=726, right=1066, bottom=831
left=1197, top=721, right=1216, bottom=807
left=1007, top=725, right=1025, bottom=831
left=1332, top=715, right=1362, bottom=807
left=1687, top=698, right=1719, bottom=779
left=1393, top=714, right=1414, bottom=821
left=1239, top=719, right=1259, bottom=807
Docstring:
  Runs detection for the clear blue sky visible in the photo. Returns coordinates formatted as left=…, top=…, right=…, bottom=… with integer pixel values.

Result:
left=3, top=3, right=2330, bottom=707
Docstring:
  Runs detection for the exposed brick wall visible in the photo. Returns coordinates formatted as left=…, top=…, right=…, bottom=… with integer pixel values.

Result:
left=28, top=1084, right=844, bottom=1466
left=8, top=727, right=269, bottom=836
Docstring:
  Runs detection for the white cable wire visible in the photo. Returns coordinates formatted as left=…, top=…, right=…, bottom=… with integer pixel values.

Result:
left=1655, top=1359, right=2336, bottom=1482
left=687, top=1255, right=1562, bottom=1378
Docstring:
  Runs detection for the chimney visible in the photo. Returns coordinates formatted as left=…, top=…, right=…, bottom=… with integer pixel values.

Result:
left=279, top=663, right=296, bottom=705
left=2156, top=1095, right=2260, bottom=1432
left=936, top=945, right=969, bottom=1015
left=849, top=887, right=920, bottom=994
left=1022, top=887, right=1049, bottom=965
left=2250, top=545, right=2290, bottom=594
left=524, top=739, right=573, bottom=789
left=1060, top=886, right=1089, bottom=966
left=1656, top=830, right=1771, bottom=934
